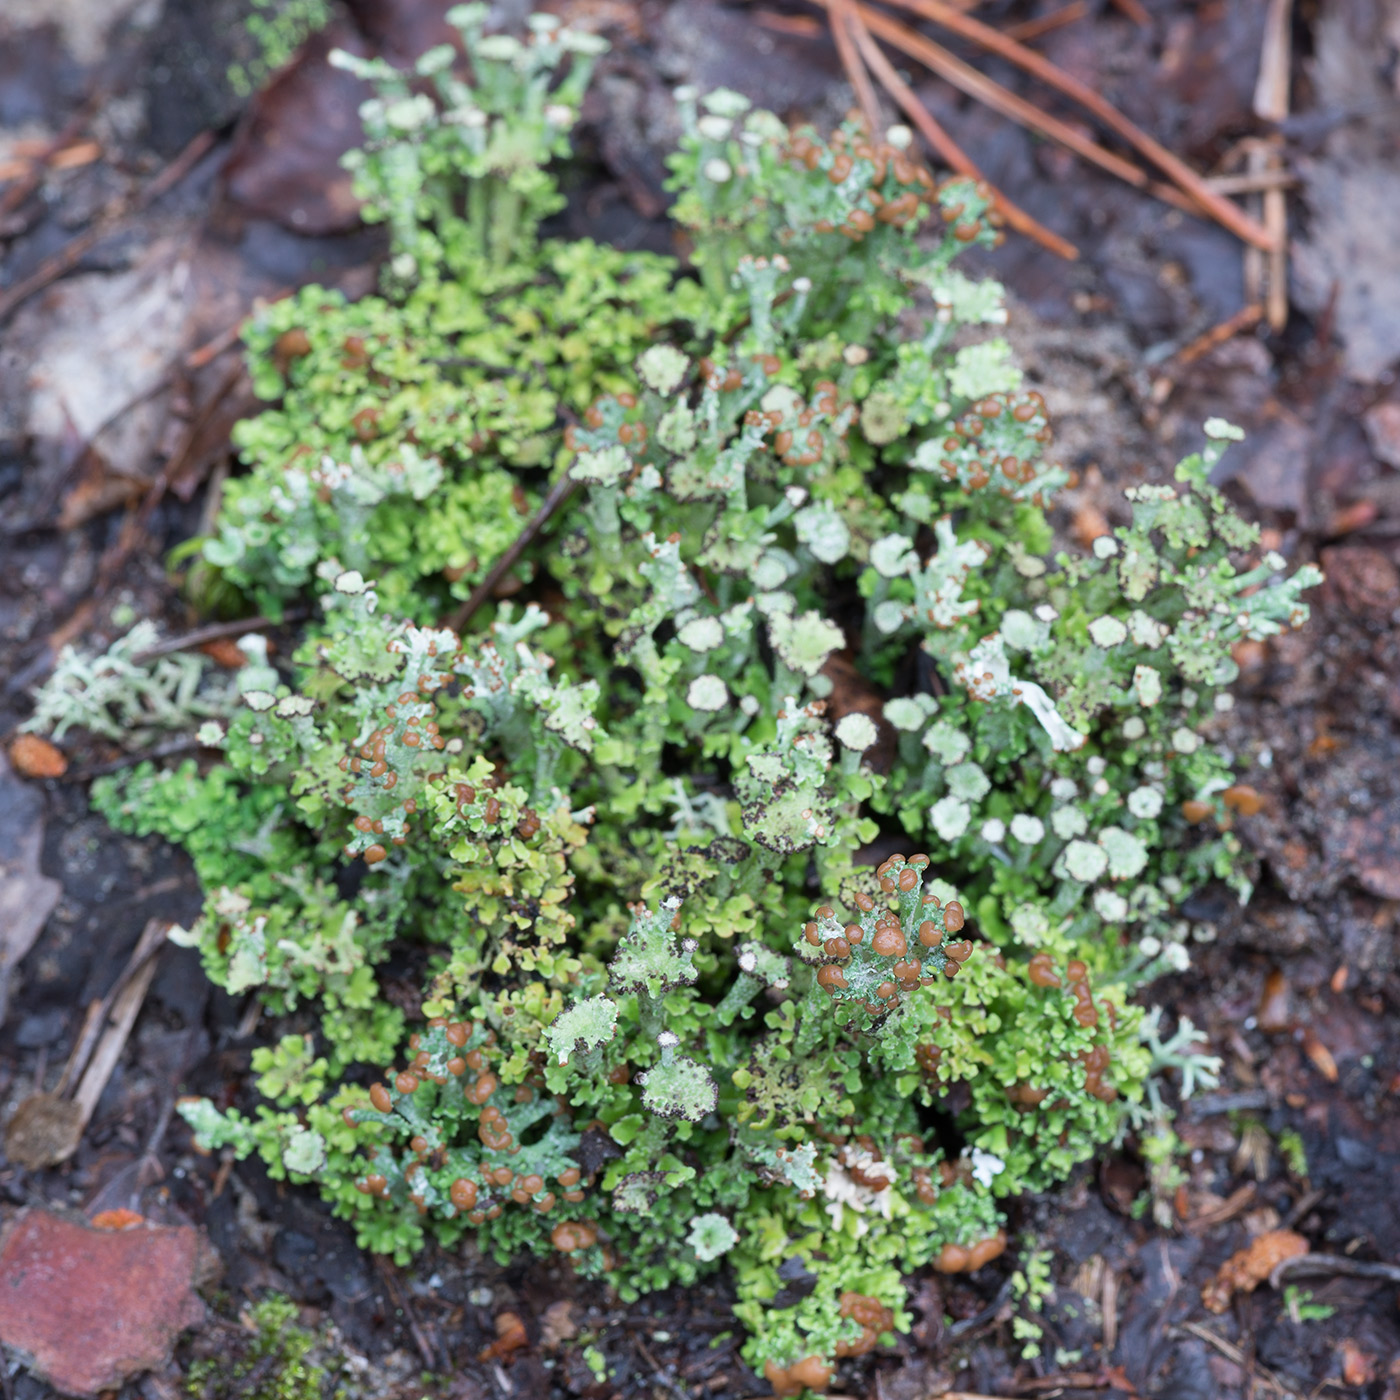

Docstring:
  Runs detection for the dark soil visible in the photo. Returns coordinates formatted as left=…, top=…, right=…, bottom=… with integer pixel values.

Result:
left=2, top=2, right=1398, bottom=1398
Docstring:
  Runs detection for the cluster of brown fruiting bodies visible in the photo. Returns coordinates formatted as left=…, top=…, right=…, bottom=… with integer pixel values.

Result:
left=803, top=852, right=972, bottom=1015
left=348, top=1020, right=593, bottom=1237
left=784, top=125, right=1005, bottom=250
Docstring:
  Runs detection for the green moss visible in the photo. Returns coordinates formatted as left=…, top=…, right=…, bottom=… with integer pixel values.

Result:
left=187, top=1294, right=338, bottom=1400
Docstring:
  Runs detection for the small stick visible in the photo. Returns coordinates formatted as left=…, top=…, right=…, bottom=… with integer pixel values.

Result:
left=1253, top=0, right=1294, bottom=124
left=376, top=1257, right=440, bottom=1370
left=1204, top=169, right=1297, bottom=196
left=1270, top=1254, right=1400, bottom=1289
left=57, top=919, right=169, bottom=1097
left=1171, top=302, right=1265, bottom=369
left=445, top=471, right=580, bottom=633
left=829, top=0, right=886, bottom=138
left=131, top=612, right=301, bottom=663
left=874, top=0, right=1277, bottom=250
left=1101, top=1265, right=1119, bottom=1354
left=1183, top=1180, right=1257, bottom=1235
left=1108, top=0, right=1151, bottom=24
left=61, top=736, right=206, bottom=784
left=844, top=7, right=1079, bottom=260
left=1006, top=1, right=1089, bottom=43
left=852, top=4, right=1156, bottom=193
left=0, top=128, right=218, bottom=327
left=1253, top=0, right=1294, bottom=331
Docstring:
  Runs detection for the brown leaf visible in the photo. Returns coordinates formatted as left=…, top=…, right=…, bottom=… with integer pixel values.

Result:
left=1342, top=1339, right=1376, bottom=1387
left=1256, top=968, right=1291, bottom=1033
left=1301, top=1028, right=1339, bottom=1083
left=198, top=638, right=250, bottom=669
left=479, top=1311, right=528, bottom=1362
left=222, top=26, right=370, bottom=235
left=3, top=1094, right=85, bottom=1173
left=0, top=1209, right=206, bottom=1396
left=1072, top=503, right=1110, bottom=547
left=1201, top=1229, right=1308, bottom=1313
left=538, top=1300, right=578, bottom=1348
left=9, top=733, right=67, bottom=779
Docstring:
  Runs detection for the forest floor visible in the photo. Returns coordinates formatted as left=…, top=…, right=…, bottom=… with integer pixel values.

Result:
left=1, top=1, right=1399, bottom=1398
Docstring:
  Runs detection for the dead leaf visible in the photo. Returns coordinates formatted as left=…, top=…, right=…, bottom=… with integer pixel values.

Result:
left=538, top=1300, right=578, bottom=1348
left=1341, top=1339, right=1376, bottom=1387
left=1301, top=1028, right=1339, bottom=1083
left=1256, top=968, right=1291, bottom=1032
left=3, top=1094, right=85, bottom=1172
left=0, top=1209, right=206, bottom=1396
left=14, top=233, right=195, bottom=529
left=222, top=26, right=370, bottom=235
left=1201, top=1229, right=1308, bottom=1313
left=0, top=751, right=63, bottom=1024
left=9, top=733, right=67, bottom=779
left=479, top=1310, right=528, bottom=1361
left=198, top=638, right=250, bottom=669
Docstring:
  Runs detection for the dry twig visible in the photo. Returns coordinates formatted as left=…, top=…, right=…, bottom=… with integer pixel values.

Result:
left=1006, top=2, right=1089, bottom=43
left=445, top=471, right=581, bottom=633
left=3, top=920, right=168, bottom=1170
left=870, top=0, right=1277, bottom=250
left=852, top=4, right=1156, bottom=193
left=0, top=128, right=218, bottom=327
left=839, top=3, right=1080, bottom=259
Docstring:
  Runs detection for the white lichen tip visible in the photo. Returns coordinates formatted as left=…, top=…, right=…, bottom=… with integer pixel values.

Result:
left=656, top=1031, right=680, bottom=1049
left=834, top=712, right=878, bottom=752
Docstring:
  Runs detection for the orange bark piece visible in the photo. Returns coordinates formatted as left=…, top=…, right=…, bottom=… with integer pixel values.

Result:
left=90, top=1209, right=144, bottom=1230
left=1201, top=1229, right=1308, bottom=1313
left=9, top=734, right=67, bottom=779
left=479, top=1310, right=528, bottom=1361
left=0, top=1209, right=205, bottom=1395
left=198, top=638, right=251, bottom=669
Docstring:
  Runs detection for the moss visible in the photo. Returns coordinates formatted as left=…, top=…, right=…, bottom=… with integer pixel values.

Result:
left=187, top=1295, right=339, bottom=1400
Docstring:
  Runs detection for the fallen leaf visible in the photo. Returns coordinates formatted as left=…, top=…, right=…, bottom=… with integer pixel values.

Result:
left=1201, top=1229, right=1308, bottom=1313
left=1301, top=1028, right=1339, bottom=1083
left=3, top=1093, right=85, bottom=1172
left=538, top=1300, right=577, bottom=1348
left=1256, top=968, right=1291, bottom=1032
left=1072, top=502, right=1110, bottom=547
left=479, top=1310, right=528, bottom=1362
left=222, top=26, right=370, bottom=235
left=0, top=1209, right=206, bottom=1396
left=1342, top=1339, right=1376, bottom=1387
left=197, top=638, right=250, bottom=669
left=0, top=751, right=63, bottom=1023
left=9, top=733, right=67, bottom=779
